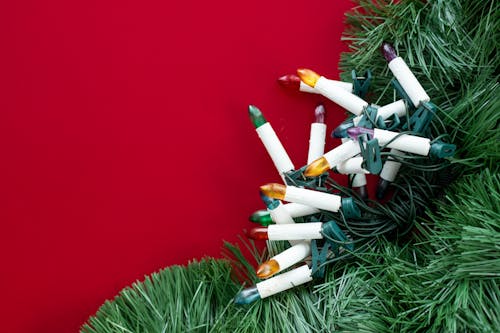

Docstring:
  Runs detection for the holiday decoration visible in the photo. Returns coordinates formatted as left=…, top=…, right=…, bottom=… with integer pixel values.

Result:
left=235, top=36, right=458, bottom=303
left=82, top=1, right=499, bottom=332
left=307, top=104, right=327, bottom=164
left=249, top=105, right=295, bottom=181
left=277, top=74, right=353, bottom=94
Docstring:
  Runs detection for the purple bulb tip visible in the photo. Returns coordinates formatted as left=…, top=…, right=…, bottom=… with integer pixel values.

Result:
left=346, top=126, right=374, bottom=140
left=314, top=104, right=326, bottom=123
left=381, top=42, right=397, bottom=62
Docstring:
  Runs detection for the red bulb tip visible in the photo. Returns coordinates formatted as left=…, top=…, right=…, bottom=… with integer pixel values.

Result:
left=245, top=227, right=269, bottom=240
left=277, top=74, right=301, bottom=90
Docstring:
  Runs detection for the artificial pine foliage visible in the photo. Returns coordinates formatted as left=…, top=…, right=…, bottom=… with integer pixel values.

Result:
left=82, top=1, right=499, bottom=332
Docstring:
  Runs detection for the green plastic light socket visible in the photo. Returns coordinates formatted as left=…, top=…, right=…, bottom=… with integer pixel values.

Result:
left=391, top=78, right=414, bottom=111
left=403, top=101, right=436, bottom=134
left=356, top=105, right=378, bottom=129
left=322, top=220, right=354, bottom=251
left=341, top=197, right=361, bottom=218
left=429, top=140, right=456, bottom=159
left=352, top=69, right=372, bottom=99
left=331, top=120, right=355, bottom=138
left=358, top=136, right=382, bottom=174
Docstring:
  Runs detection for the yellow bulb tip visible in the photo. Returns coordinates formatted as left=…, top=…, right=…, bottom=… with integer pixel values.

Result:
left=304, top=157, right=330, bottom=177
left=296, top=68, right=320, bottom=87
left=260, top=183, right=286, bottom=200
left=256, top=260, right=280, bottom=279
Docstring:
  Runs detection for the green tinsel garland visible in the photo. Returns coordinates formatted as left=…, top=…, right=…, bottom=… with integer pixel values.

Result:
left=82, top=1, right=499, bottom=332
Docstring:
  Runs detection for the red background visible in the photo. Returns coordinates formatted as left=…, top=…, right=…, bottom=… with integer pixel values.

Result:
left=0, top=1, right=355, bottom=332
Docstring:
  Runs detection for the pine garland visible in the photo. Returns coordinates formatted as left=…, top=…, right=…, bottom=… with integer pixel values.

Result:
left=82, top=1, right=499, bottom=332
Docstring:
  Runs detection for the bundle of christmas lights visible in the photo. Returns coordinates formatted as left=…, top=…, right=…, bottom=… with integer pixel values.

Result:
left=234, top=42, right=456, bottom=305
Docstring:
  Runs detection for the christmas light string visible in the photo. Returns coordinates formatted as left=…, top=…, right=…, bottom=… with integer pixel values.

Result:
left=234, top=42, right=456, bottom=305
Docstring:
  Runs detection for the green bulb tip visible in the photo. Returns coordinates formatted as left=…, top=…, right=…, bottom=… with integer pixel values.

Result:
left=248, top=105, right=267, bottom=128
left=249, top=210, right=273, bottom=226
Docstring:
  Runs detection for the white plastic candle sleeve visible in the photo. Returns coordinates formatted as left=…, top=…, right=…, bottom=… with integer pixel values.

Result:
left=269, top=201, right=295, bottom=225
left=283, top=203, right=320, bottom=217
left=351, top=173, right=367, bottom=187
left=256, top=122, right=295, bottom=180
left=379, top=148, right=405, bottom=182
left=307, top=123, right=327, bottom=164
left=267, top=222, right=323, bottom=241
left=388, top=57, right=430, bottom=107
left=271, top=241, right=311, bottom=273
left=285, top=186, right=342, bottom=212
left=268, top=201, right=301, bottom=246
left=315, top=76, right=368, bottom=116
left=374, top=128, right=430, bottom=155
left=324, top=139, right=362, bottom=168
left=299, top=81, right=319, bottom=93
left=256, top=264, right=313, bottom=298
left=353, top=99, right=407, bottom=126
left=336, top=156, right=369, bottom=174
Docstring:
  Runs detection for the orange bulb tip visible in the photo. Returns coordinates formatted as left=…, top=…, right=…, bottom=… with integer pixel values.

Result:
left=296, top=68, right=320, bottom=87
left=260, top=183, right=286, bottom=200
left=304, top=157, right=330, bottom=177
left=256, top=259, right=280, bottom=279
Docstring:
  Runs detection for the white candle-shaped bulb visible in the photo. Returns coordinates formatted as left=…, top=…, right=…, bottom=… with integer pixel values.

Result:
left=297, top=69, right=368, bottom=116
left=249, top=203, right=320, bottom=227
left=334, top=156, right=369, bottom=174
left=347, top=127, right=431, bottom=155
left=347, top=127, right=456, bottom=158
left=257, top=264, right=313, bottom=298
left=256, top=241, right=311, bottom=279
left=381, top=43, right=430, bottom=107
left=260, top=193, right=301, bottom=246
left=307, top=104, right=327, bottom=164
left=261, top=183, right=345, bottom=213
left=282, top=203, right=320, bottom=217
left=376, top=148, right=405, bottom=199
left=352, top=99, right=407, bottom=126
left=277, top=74, right=353, bottom=94
left=234, top=265, right=313, bottom=304
left=247, top=221, right=352, bottom=243
left=249, top=105, right=295, bottom=181
left=260, top=193, right=295, bottom=224
left=338, top=138, right=368, bottom=199
left=267, top=222, right=323, bottom=240
left=245, top=223, right=322, bottom=241
left=304, top=139, right=361, bottom=177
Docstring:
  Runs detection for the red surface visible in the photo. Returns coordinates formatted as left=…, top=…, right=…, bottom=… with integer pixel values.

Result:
left=0, top=1, right=356, bottom=332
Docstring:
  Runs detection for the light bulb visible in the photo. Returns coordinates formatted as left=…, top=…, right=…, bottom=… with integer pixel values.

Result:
left=246, top=227, right=269, bottom=240
left=248, top=105, right=267, bottom=128
left=314, top=104, right=326, bottom=123
left=260, top=183, right=286, bottom=200
left=303, top=156, right=330, bottom=177
left=296, top=68, right=320, bottom=87
left=249, top=210, right=273, bottom=226
left=381, top=42, right=397, bottom=62
left=346, top=126, right=374, bottom=140
left=277, top=74, right=301, bottom=90
left=234, top=286, right=260, bottom=305
left=256, top=259, right=280, bottom=279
